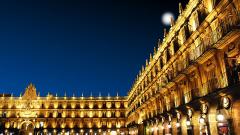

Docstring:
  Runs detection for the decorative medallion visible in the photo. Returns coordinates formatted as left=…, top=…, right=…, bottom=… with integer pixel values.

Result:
left=222, top=97, right=231, bottom=109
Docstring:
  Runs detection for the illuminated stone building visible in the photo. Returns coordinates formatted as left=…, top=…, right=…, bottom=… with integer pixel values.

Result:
left=126, top=0, right=240, bottom=134
left=1, top=0, right=240, bottom=134
left=0, top=84, right=128, bottom=135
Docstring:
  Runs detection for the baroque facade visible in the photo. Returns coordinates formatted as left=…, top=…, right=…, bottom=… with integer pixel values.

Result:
left=126, top=0, right=240, bottom=134
left=0, top=0, right=240, bottom=134
left=0, top=84, right=128, bottom=135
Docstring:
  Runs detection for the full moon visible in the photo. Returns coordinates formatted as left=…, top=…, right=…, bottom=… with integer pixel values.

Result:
left=161, top=12, right=175, bottom=26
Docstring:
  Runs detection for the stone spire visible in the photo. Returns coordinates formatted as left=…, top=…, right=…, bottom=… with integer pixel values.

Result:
left=164, top=28, right=167, bottom=38
left=141, top=65, right=145, bottom=73
left=153, top=47, right=157, bottom=55
left=158, top=39, right=161, bottom=50
left=170, top=17, right=174, bottom=27
left=179, top=3, right=183, bottom=15
left=150, top=53, right=153, bottom=62
left=22, top=83, right=37, bottom=100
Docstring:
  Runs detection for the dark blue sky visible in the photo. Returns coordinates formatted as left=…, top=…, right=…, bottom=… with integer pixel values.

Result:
left=0, top=0, right=187, bottom=97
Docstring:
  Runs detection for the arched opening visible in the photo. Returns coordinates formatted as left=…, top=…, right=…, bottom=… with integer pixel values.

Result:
left=19, top=121, right=34, bottom=135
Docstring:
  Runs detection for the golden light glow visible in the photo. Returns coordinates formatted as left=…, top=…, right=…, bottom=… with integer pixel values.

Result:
left=53, top=111, right=58, bottom=118
left=98, top=102, right=103, bottom=108
left=115, top=111, right=120, bottom=118
left=98, top=111, right=103, bottom=117
left=62, top=111, right=66, bottom=118
left=80, top=102, right=85, bottom=109
left=62, top=102, right=67, bottom=109
left=54, top=102, right=58, bottom=109
left=106, top=111, right=112, bottom=117
left=44, top=112, right=49, bottom=118
left=61, top=122, right=66, bottom=128
left=71, top=102, right=76, bottom=109
left=51, top=121, right=57, bottom=128
left=115, top=102, right=120, bottom=108
left=44, top=102, right=50, bottom=109
left=88, top=101, right=94, bottom=109
left=80, top=111, right=84, bottom=118
left=106, top=102, right=112, bottom=108
left=88, top=111, right=93, bottom=118
left=71, top=111, right=75, bottom=118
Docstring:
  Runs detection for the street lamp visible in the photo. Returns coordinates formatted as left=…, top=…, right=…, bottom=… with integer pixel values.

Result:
left=216, top=114, right=225, bottom=121
left=176, top=122, right=180, bottom=127
left=199, top=117, right=205, bottom=124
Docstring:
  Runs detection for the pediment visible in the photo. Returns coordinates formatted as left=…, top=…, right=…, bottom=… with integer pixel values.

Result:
left=22, top=84, right=37, bottom=100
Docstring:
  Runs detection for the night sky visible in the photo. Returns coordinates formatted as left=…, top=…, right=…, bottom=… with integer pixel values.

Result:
left=0, top=0, right=188, bottom=97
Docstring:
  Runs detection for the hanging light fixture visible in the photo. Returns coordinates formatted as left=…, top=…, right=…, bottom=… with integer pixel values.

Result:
left=216, top=109, right=225, bottom=122
left=186, top=120, right=191, bottom=126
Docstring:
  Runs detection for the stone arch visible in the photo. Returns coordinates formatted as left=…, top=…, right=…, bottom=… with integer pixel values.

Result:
left=19, top=120, right=35, bottom=135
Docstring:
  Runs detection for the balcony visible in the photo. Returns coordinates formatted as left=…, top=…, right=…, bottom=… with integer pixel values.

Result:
left=189, top=41, right=213, bottom=62
left=190, top=12, right=239, bottom=62
left=176, top=57, right=190, bottom=74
